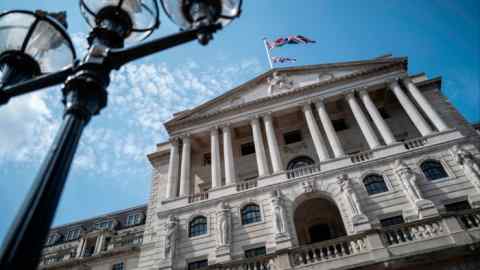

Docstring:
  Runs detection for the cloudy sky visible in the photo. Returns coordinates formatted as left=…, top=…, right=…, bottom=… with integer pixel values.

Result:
left=0, top=0, right=478, bottom=242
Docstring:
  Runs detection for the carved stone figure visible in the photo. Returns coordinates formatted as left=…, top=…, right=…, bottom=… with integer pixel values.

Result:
left=267, top=71, right=294, bottom=94
left=451, top=146, right=480, bottom=191
left=302, top=180, right=315, bottom=193
left=337, top=174, right=363, bottom=217
left=216, top=202, right=231, bottom=247
left=164, top=215, right=178, bottom=260
left=271, top=190, right=288, bottom=236
left=393, top=160, right=423, bottom=203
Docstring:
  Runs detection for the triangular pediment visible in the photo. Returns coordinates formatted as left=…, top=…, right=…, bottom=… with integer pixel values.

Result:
left=167, top=57, right=406, bottom=126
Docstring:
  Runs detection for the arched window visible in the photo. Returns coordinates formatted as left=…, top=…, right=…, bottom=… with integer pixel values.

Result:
left=287, top=156, right=315, bottom=170
left=421, top=160, right=448, bottom=181
left=189, top=216, right=207, bottom=237
left=241, top=204, right=262, bottom=225
left=363, top=174, right=388, bottom=195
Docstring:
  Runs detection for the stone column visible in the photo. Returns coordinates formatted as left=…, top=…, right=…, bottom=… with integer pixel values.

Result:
left=179, top=136, right=191, bottom=196
left=222, top=125, right=236, bottom=185
left=389, top=80, right=433, bottom=136
left=314, top=100, right=345, bottom=157
left=94, top=234, right=105, bottom=254
left=251, top=117, right=269, bottom=177
left=358, top=89, right=396, bottom=145
left=402, top=78, right=449, bottom=132
left=302, top=104, right=329, bottom=161
left=345, top=91, right=381, bottom=149
left=211, top=128, right=222, bottom=189
left=263, top=113, right=283, bottom=173
left=166, top=138, right=180, bottom=199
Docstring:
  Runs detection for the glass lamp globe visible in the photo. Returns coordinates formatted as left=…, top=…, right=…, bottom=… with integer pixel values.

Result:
left=0, top=10, right=76, bottom=75
left=161, top=0, right=242, bottom=30
left=80, top=0, right=160, bottom=43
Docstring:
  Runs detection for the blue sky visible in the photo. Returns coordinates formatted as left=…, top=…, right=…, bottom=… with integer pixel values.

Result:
left=0, top=1, right=478, bottom=242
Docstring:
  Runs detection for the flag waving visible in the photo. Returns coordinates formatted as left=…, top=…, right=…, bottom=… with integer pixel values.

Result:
left=263, top=34, right=316, bottom=68
left=271, top=56, right=296, bottom=63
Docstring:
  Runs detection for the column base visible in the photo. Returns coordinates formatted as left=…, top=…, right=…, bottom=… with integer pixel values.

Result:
left=215, top=246, right=232, bottom=263
left=274, top=234, right=292, bottom=250
left=352, top=214, right=371, bottom=232
left=416, top=199, right=439, bottom=218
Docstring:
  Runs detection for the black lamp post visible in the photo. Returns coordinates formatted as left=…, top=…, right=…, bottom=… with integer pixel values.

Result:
left=0, top=0, right=242, bottom=269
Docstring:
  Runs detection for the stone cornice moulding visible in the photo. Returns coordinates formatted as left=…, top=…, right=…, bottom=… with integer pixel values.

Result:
left=156, top=131, right=467, bottom=218
left=166, top=61, right=406, bottom=132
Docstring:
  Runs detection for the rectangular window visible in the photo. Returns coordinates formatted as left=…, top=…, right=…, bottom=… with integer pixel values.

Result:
left=445, top=201, right=471, bottom=212
left=126, top=213, right=142, bottom=226
left=378, top=107, right=390, bottom=119
left=380, top=216, right=404, bottom=227
left=65, top=229, right=80, bottom=241
left=245, top=246, right=266, bottom=258
left=96, top=220, right=113, bottom=230
left=188, top=260, right=208, bottom=270
left=112, top=262, right=124, bottom=270
left=283, top=130, right=302, bottom=144
left=241, top=142, right=255, bottom=156
left=202, top=153, right=211, bottom=166
left=332, top=119, right=348, bottom=131
left=46, top=234, right=58, bottom=245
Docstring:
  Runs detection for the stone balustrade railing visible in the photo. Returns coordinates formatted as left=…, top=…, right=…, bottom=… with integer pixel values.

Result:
left=290, top=233, right=368, bottom=267
left=215, top=254, right=276, bottom=270
left=112, top=232, right=144, bottom=248
left=188, top=192, right=209, bottom=203
left=236, top=179, right=258, bottom=191
left=286, top=164, right=321, bottom=179
left=349, top=150, right=373, bottom=163
left=403, top=137, right=427, bottom=150
left=381, top=218, right=445, bottom=246
left=456, top=209, right=480, bottom=229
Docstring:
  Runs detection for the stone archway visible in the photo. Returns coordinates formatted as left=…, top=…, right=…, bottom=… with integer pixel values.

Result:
left=294, top=194, right=347, bottom=245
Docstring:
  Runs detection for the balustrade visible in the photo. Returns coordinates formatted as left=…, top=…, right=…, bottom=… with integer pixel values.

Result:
left=349, top=151, right=373, bottom=163
left=456, top=210, right=480, bottom=229
left=236, top=179, right=258, bottom=191
left=286, top=164, right=321, bottom=179
left=218, top=254, right=275, bottom=270
left=291, top=234, right=368, bottom=266
left=403, top=137, right=427, bottom=150
left=382, top=219, right=444, bottom=246
left=188, top=192, right=209, bottom=203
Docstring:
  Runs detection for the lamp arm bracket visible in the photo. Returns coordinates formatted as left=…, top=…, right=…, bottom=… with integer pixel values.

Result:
left=107, top=24, right=221, bottom=69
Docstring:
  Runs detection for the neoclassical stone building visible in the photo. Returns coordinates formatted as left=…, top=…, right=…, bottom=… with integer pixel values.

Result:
left=39, top=56, right=480, bottom=270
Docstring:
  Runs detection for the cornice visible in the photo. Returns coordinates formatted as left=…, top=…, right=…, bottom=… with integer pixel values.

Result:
left=166, top=61, right=406, bottom=132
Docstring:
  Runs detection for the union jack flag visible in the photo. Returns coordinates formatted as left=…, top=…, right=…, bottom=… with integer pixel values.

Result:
left=266, top=35, right=316, bottom=50
left=271, top=56, right=297, bottom=63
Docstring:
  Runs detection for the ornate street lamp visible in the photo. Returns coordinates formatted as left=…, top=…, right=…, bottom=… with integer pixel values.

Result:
left=0, top=1, right=242, bottom=269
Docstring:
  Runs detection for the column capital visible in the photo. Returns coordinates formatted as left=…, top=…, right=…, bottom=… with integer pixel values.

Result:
left=220, top=122, right=233, bottom=131
left=301, top=102, right=313, bottom=112
left=343, top=89, right=356, bottom=100
left=248, top=114, right=261, bottom=122
left=356, top=86, right=370, bottom=96
left=209, top=126, right=220, bottom=133
left=180, top=133, right=191, bottom=141
left=261, top=111, right=274, bottom=121
left=169, top=136, right=180, bottom=145
left=313, top=97, right=327, bottom=108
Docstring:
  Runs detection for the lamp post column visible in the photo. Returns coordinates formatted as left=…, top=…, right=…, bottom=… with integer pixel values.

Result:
left=389, top=80, right=433, bottom=136
left=222, top=125, right=236, bottom=185
left=251, top=117, right=269, bottom=177
left=179, top=136, right=192, bottom=196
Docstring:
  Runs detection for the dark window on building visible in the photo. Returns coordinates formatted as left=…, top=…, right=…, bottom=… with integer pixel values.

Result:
left=378, top=107, right=390, bottom=119
left=188, top=260, right=208, bottom=270
left=96, top=220, right=114, bottom=230
left=363, top=174, right=388, bottom=195
left=421, top=160, right=448, bottom=181
left=445, top=201, right=471, bottom=212
left=245, top=246, right=267, bottom=258
left=283, top=130, right=302, bottom=144
left=380, top=216, right=404, bottom=227
left=65, top=229, right=80, bottom=241
left=286, top=156, right=315, bottom=170
left=202, top=153, right=211, bottom=166
left=241, top=204, right=262, bottom=225
left=112, top=262, right=124, bottom=270
left=332, top=119, right=348, bottom=131
left=45, top=234, right=59, bottom=246
left=241, top=142, right=255, bottom=156
left=127, top=213, right=143, bottom=226
left=189, top=216, right=207, bottom=237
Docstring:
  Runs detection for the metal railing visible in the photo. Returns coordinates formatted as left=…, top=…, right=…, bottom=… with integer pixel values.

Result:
left=286, top=164, right=321, bottom=179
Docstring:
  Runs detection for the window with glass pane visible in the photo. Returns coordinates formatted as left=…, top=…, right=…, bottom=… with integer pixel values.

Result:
left=112, top=262, right=124, bottom=270
left=380, top=216, right=404, bottom=227
left=241, top=142, right=255, bottom=156
left=421, top=160, right=448, bottom=181
left=188, top=259, right=208, bottom=270
left=46, top=234, right=58, bottom=245
left=96, top=220, right=113, bottom=230
left=283, top=130, right=302, bottom=144
left=363, top=174, right=388, bottom=195
left=65, top=229, right=80, bottom=241
left=245, top=246, right=266, bottom=258
left=189, top=216, right=207, bottom=237
left=445, top=201, right=471, bottom=212
left=127, top=213, right=142, bottom=226
left=241, top=204, right=261, bottom=225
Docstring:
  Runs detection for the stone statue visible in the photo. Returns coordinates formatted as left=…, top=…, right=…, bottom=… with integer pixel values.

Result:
left=267, top=71, right=294, bottom=94
left=393, top=160, right=423, bottom=203
left=164, top=215, right=178, bottom=260
left=271, top=190, right=288, bottom=236
left=216, top=202, right=231, bottom=247
left=302, top=181, right=315, bottom=193
left=337, top=174, right=363, bottom=217
left=451, top=146, right=480, bottom=190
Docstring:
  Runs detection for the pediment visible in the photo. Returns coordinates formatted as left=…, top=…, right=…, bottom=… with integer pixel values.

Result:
left=167, top=57, right=406, bottom=125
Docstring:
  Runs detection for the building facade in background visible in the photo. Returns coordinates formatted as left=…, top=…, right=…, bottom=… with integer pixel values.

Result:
left=39, top=56, right=480, bottom=270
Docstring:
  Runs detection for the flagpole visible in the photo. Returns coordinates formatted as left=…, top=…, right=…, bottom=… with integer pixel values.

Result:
left=262, top=38, right=274, bottom=69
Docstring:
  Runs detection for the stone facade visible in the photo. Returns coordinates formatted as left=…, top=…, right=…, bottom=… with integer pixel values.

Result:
left=39, top=56, right=480, bottom=270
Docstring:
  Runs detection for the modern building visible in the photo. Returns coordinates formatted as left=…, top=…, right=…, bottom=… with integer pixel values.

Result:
left=39, top=56, right=480, bottom=270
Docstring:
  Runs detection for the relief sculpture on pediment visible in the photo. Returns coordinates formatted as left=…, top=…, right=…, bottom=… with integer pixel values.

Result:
left=268, top=71, right=294, bottom=95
